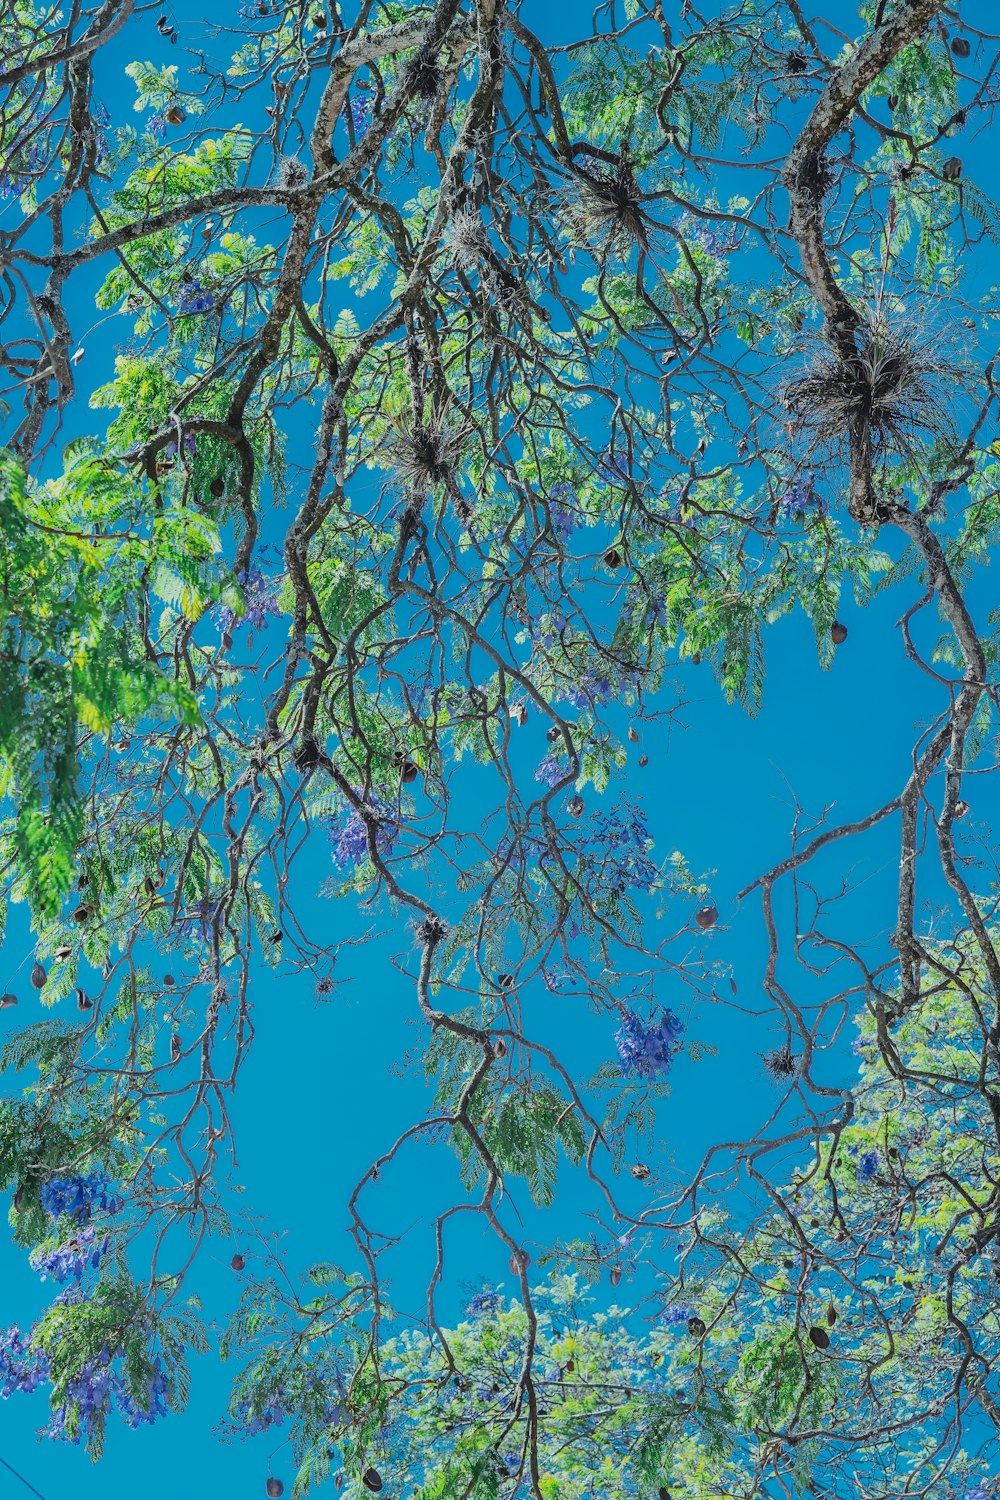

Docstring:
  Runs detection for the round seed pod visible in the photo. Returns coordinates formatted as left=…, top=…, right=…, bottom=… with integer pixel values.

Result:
left=831, top=620, right=848, bottom=645
left=951, top=36, right=971, bottom=58
left=400, top=760, right=419, bottom=783
left=31, top=962, right=47, bottom=990
left=695, top=903, right=718, bottom=930
left=604, top=547, right=623, bottom=569
left=631, top=1163, right=650, bottom=1181
left=266, top=1480, right=283, bottom=1498
left=955, top=799, right=969, bottom=818
left=493, top=1038, right=507, bottom=1058
left=610, top=1265, right=622, bottom=1287
left=312, top=12, right=327, bottom=26
left=659, top=1488, right=672, bottom=1500
left=0, top=994, right=18, bottom=1009
left=231, top=1252, right=246, bottom=1272
left=55, top=945, right=72, bottom=962
left=209, top=477, right=226, bottom=497
left=628, top=726, right=639, bottom=742
left=362, top=1469, right=383, bottom=1493
left=687, top=1315, right=707, bottom=1339
left=76, top=988, right=92, bottom=1011
left=887, top=93, right=898, bottom=110
left=943, top=156, right=963, bottom=181
left=74, top=904, right=91, bottom=923
left=163, top=974, right=175, bottom=987
left=638, top=755, right=648, bottom=768
left=497, top=973, right=514, bottom=989
left=567, top=794, right=585, bottom=817
left=166, top=104, right=186, bottom=126
left=546, top=725, right=562, bottom=743
left=808, top=1325, right=830, bottom=1350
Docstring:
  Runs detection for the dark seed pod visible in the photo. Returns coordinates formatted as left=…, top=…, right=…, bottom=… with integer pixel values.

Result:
left=294, top=738, right=321, bottom=772
left=209, top=476, right=226, bottom=498
left=604, top=547, right=623, bottom=569
left=74, top=904, right=91, bottom=923
left=659, top=1488, right=672, bottom=1500
left=887, top=93, right=898, bottom=110
left=638, top=755, right=648, bottom=768
left=545, top=725, right=562, bottom=743
left=265, top=1481, right=283, bottom=1499
left=951, top=36, right=971, bottom=58
left=165, top=104, right=186, bottom=126
left=362, top=1469, right=383, bottom=1493
left=55, top=945, right=72, bottom=961
left=610, top=1265, right=622, bottom=1287
left=400, top=760, right=419, bottom=783
left=695, top=903, right=718, bottom=930
left=631, top=1163, right=650, bottom=1180
left=0, top=993, right=18, bottom=1009
left=270, top=930, right=283, bottom=944
left=31, top=962, right=47, bottom=990
left=567, top=794, right=585, bottom=817
left=497, top=973, right=514, bottom=990
left=942, top=156, right=963, bottom=181
left=76, top=988, right=92, bottom=1012
left=808, top=1325, right=830, bottom=1350
left=687, top=1315, right=707, bottom=1339
left=163, top=974, right=175, bottom=987
left=312, top=12, right=327, bottom=26
left=786, top=50, right=807, bottom=73
left=627, top=726, right=639, bottom=742
left=156, top=13, right=170, bottom=29
left=231, top=1252, right=246, bottom=1272
left=955, top=799, right=969, bottom=818
left=493, top=1037, right=507, bottom=1058
left=827, top=1302, right=837, bottom=1326
left=13, top=1184, right=24, bottom=1211
left=831, top=620, right=848, bottom=645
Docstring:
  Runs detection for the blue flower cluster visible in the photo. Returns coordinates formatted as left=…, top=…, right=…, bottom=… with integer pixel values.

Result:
left=679, top=213, right=736, bottom=261
left=46, top=1350, right=169, bottom=1444
left=177, top=278, right=215, bottom=315
left=329, top=794, right=399, bottom=869
left=581, top=807, right=658, bottom=896
left=615, top=1009, right=685, bottom=1079
left=177, top=895, right=225, bottom=941
left=40, top=1170, right=122, bottom=1224
left=165, top=433, right=197, bottom=458
left=965, top=1487, right=992, bottom=1500
left=31, top=1228, right=110, bottom=1285
left=147, top=111, right=168, bottom=140
left=349, top=92, right=375, bottom=138
left=0, top=1326, right=50, bottom=1397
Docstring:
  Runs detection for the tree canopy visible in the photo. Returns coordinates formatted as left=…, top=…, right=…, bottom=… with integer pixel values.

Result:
left=2, top=0, right=1000, bottom=1496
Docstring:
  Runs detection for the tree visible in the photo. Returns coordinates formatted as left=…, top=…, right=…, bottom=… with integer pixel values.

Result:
left=1, top=0, right=999, bottom=1495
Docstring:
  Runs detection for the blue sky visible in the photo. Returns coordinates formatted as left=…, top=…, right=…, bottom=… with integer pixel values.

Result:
left=2, top=1, right=998, bottom=1496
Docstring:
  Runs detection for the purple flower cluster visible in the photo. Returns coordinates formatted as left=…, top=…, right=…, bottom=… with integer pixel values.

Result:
left=165, top=433, right=197, bottom=458
left=235, top=1391, right=288, bottom=1436
left=550, top=483, right=578, bottom=542
left=46, top=1349, right=169, bottom=1444
left=615, top=1009, right=685, bottom=1079
left=31, top=1228, right=110, bottom=1285
left=147, top=111, right=168, bottom=140
left=176, top=895, right=225, bottom=941
left=40, top=1170, right=122, bottom=1224
left=661, top=1304, right=691, bottom=1326
left=581, top=807, right=658, bottom=896
left=177, top=279, right=214, bottom=315
left=595, top=446, right=631, bottom=486
left=0, top=1326, right=50, bottom=1397
left=215, top=567, right=283, bottom=636
left=329, top=794, right=399, bottom=870
left=349, top=92, right=375, bottom=138
left=534, top=754, right=568, bottom=789
left=858, top=1149, right=879, bottom=1182
left=777, top=473, right=826, bottom=522
left=679, top=213, right=736, bottom=261
left=965, top=1488, right=992, bottom=1500
left=467, top=1287, right=504, bottom=1316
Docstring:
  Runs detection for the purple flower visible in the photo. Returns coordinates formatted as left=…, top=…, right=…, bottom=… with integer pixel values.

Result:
left=147, top=111, right=168, bottom=140
left=0, top=1327, right=51, bottom=1397
left=581, top=806, right=658, bottom=895
left=550, top=483, right=578, bottom=542
left=235, top=1391, right=288, bottom=1435
left=176, top=895, right=225, bottom=941
left=349, top=92, right=373, bottom=138
left=214, top=567, right=282, bottom=637
left=615, top=1009, right=685, bottom=1079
